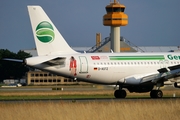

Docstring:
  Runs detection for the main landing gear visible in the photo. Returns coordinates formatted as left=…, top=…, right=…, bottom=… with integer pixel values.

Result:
left=114, top=89, right=127, bottom=98
left=114, top=89, right=163, bottom=99
left=150, top=90, right=163, bottom=98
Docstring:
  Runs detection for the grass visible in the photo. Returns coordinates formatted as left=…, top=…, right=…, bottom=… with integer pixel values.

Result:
left=0, top=87, right=180, bottom=119
left=0, top=99, right=180, bottom=120
left=0, top=95, right=114, bottom=100
left=0, top=90, right=114, bottom=100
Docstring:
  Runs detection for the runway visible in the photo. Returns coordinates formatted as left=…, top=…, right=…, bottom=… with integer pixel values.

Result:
left=0, top=85, right=112, bottom=91
left=0, top=97, right=179, bottom=104
left=0, top=85, right=180, bottom=103
left=0, top=85, right=176, bottom=91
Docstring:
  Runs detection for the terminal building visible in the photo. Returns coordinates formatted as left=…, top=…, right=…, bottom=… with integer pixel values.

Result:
left=26, top=71, right=89, bottom=85
left=23, top=35, right=180, bottom=85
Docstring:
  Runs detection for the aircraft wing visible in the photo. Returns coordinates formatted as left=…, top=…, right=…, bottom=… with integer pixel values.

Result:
left=141, top=64, right=180, bottom=84
left=123, top=64, right=180, bottom=85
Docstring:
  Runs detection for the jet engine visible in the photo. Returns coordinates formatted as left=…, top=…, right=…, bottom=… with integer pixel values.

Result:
left=127, top=85, right=154, bottom=93
left=174, top=82, right=180, bottom=88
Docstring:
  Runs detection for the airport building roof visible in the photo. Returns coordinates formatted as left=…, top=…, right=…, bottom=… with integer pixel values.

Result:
left=23, top=36, right=180, bottom=56
left=23, top=45, right=180, bottom=57
left=135, top=46, right=180, bottom=52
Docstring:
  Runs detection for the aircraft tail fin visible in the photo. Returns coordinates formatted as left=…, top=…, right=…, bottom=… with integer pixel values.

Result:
left=27, top=6, right=77, bottom=56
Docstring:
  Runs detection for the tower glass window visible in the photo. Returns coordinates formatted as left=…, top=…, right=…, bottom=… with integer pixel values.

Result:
left=120, top=8, right=125, bottom=12
left=113, top=8, right=121, bottom=12
left=106, top=8, right=112, bottom=13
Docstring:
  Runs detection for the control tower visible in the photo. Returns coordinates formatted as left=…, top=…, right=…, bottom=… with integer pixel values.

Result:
left=103, top=0, right=128, bottom=52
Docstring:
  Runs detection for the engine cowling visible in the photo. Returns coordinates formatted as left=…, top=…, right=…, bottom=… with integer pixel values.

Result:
left=127, top=85, right=154, bottom=93
left=174, top=82, right=180, bottom=88
left=123, top=75, right=144, bottom=85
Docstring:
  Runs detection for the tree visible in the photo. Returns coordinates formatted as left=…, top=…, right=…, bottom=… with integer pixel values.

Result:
left=0, top=49, right=32, bottom=82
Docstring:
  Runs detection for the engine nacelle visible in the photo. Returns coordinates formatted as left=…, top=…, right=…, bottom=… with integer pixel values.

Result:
left=127, top=85, right=154, bottom=93
left=124, top=75, right=142, bottom=85
left=174, top=82, right=180, bottom=88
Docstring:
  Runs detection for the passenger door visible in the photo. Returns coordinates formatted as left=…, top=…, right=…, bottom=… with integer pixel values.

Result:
left=79, top=56, right=88, bottom=73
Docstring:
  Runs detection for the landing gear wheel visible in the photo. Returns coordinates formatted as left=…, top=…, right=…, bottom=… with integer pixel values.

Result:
left=114, top=90, right=121, bottom=98
left=150, top=90, right=163, bottom=98
left=114, top=90, right=127, bottom=98
left=156, top=90, right=163, bottom=98
left=150, top=90, right=156, bottom=98
left=120, top=90, right=127, bottom=98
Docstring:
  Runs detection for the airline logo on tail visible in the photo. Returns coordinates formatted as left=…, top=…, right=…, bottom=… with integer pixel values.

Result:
left=36, top=21, right=55, bottom=43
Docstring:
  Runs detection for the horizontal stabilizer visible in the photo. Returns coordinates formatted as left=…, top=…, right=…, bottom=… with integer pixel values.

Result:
left=2, top=58, right=23, bottom=63
left=42, top=57, right=66, bottom=66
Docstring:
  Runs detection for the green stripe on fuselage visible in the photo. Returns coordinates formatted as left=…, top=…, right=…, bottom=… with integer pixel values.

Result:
left=109, top=55, right=165, bottom=60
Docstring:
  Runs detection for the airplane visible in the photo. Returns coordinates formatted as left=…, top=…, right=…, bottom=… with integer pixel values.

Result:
left=7, top=5, right=180, bottom=98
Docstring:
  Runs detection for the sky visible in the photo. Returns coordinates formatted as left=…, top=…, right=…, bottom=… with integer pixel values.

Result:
left=0, top=0, right=180, bottom=53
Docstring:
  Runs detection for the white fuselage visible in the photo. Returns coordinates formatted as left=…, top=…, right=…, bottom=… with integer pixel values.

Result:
left=26, top=52, right=180, bottom=85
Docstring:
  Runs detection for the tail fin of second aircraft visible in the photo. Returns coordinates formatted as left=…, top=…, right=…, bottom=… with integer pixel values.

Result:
left=27, top=6, right=77, bottom=56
